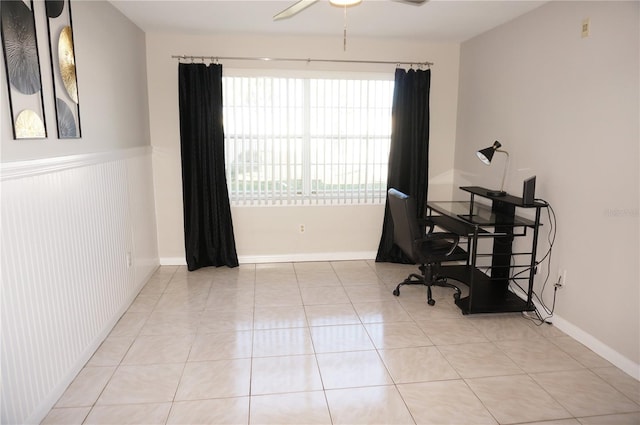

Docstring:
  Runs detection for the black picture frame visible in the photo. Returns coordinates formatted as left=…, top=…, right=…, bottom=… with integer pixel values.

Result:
left=45, top=0, right=81, bottom=139
left=1, top=0, right=48, bottom=140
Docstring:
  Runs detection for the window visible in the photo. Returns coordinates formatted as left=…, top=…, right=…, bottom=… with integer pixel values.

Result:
left=223, top=76, right=393, bottom=205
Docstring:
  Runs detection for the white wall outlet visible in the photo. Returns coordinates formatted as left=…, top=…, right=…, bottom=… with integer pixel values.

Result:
left=299, top=224, right=305, bottom=233
left=581, top=18, right=590, bottom=38
left=557, top=269, right=568, bottom=288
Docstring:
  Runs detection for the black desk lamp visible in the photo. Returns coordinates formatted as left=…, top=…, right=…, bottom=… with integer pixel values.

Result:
left=476, top=141, right=509, bottom=197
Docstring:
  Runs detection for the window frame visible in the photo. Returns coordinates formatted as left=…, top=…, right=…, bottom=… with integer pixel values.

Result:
left=222, top=69, right=394, bottom=206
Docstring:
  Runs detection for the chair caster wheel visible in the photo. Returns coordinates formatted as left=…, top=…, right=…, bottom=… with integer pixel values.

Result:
left=428, top=299, right=435, bottom=306
left=393, top=288, right=400, bottom=296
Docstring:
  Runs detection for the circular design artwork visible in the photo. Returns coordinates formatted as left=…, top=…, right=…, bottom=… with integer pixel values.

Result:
left=15, top=110, right=46, bottom=138
left=45, top=0, right=65, bottom=18
left=1, top=1, right=41, bottom=95
left=56, top=98, right=77, bottom=138
left=58, top=26, right=78, bottom=103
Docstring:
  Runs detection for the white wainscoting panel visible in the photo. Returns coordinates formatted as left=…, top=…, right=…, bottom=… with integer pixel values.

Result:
left=0, top=147, right=158, bottom=424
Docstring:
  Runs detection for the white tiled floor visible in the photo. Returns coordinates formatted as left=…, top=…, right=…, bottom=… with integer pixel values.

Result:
left=42, top=261, right=640, bottom=425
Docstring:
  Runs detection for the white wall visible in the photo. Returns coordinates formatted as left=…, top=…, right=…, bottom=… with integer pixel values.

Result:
left=145, top=32, right=461, bottom=263
left=0, top=2, right=157, bottom=423
left=454, top=1, right=639, bottom=376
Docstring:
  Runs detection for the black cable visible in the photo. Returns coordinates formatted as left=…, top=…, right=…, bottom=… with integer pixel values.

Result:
left=473, top=197, right=558, bottom=324
left=535, top=199, right=557, bottom=314
left=508, top=198, right=558, bottom=324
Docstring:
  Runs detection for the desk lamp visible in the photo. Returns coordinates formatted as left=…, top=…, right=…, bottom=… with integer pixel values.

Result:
left=476, top=141, right=509, bottom=197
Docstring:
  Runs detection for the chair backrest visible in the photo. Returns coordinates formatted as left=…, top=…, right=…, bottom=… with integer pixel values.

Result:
left=387, top=188, right=422, bottom=260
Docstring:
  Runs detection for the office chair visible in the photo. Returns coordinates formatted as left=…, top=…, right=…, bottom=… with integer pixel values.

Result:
left=387, top=188, right=466, bottom=306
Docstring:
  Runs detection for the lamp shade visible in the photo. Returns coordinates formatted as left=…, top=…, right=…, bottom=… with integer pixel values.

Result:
left=475, top=140, right=508, bottom=197
left=476, top=141, right=502, bottom=165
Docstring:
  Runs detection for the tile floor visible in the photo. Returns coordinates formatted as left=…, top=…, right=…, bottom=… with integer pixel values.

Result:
left=42, top=261, right=640, bottom=425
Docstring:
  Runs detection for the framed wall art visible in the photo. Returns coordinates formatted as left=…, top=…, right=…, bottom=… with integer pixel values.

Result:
left=1, top=0, right=48, bottom=139
left=45, top=0, right=81, bottom=138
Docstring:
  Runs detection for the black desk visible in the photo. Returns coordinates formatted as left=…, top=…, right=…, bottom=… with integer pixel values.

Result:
left=427, top=186, right=547, bottom=314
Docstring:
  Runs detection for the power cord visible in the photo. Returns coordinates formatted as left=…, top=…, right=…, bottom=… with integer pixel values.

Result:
left=507, top=198, right=558, bottom=325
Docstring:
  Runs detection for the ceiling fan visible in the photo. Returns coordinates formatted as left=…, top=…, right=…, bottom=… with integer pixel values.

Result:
left=273, top=0, right=427, bottom=21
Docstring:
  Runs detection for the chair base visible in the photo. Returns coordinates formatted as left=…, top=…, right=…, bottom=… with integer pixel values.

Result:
left=392, top=266, right=461, bottom=306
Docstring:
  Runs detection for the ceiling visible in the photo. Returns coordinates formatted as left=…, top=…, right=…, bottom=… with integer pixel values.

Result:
left=110, top=0, right=547, bottom=43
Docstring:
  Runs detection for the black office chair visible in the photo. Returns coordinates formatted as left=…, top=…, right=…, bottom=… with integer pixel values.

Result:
left=387, top=188, right=467, bottom=306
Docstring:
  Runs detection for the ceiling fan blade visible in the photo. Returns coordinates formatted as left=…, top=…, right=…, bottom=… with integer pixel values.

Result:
left=394, top=0, right=428, bottom=4
left=273, top=0, right=320, bottom=21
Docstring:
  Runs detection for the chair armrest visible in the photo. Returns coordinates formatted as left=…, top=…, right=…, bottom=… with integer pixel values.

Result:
left=417, top=218, right=436, bottom=234
left=413, top=232, right=460, bottom=257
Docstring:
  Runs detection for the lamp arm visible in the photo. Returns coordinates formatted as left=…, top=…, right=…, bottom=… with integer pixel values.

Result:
left=497, top=150, right=509, bottom=193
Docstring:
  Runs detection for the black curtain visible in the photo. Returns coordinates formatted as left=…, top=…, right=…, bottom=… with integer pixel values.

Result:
left=178, top=63, right=239, bottom=270
left=376, top=68, right=431, bottom=263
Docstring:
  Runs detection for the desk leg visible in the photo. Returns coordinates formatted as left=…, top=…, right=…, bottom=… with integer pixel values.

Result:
left=491, top=201, right=515, bottom=292
left=466, top=225, right=480, bottom=313
left=526, top=207, right=542, bottom=309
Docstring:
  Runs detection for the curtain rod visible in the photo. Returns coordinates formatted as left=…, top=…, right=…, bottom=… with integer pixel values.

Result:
left=171, top=55, right=433, bottom=67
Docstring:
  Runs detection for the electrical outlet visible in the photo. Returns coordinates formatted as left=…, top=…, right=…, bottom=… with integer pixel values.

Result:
left=581, top=18, right=590, bottom=38
left=299, top=224, right=305, bottom=233
left=556, top=269, right=567, bottom=288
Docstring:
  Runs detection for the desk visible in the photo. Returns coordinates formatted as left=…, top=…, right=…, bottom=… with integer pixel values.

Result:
left=427, top=186, right=547, bottom=315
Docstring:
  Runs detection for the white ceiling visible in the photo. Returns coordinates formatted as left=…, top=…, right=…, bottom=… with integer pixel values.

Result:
left=110, top=0, right=547, bottom=43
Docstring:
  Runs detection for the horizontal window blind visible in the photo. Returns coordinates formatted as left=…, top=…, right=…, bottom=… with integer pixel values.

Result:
left=223, top=76, right=393, bottom=205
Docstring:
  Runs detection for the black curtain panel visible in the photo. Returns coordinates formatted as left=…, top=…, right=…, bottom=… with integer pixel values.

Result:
left=376, top=68, right=431, bottom=263
left=178, top=63, right=239, bottom=270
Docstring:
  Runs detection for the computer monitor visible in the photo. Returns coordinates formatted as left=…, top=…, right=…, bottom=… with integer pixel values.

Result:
left=522, top=176, right=536, bottom=205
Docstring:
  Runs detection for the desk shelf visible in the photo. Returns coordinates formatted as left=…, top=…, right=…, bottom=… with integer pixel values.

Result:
left=441, top=265, right=534, bottom=314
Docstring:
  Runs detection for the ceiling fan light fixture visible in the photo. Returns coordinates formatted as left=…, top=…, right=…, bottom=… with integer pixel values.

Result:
left=329, top=0, right=362, bottom=7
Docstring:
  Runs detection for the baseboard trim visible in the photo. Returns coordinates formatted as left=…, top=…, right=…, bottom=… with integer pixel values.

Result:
left=239, top=251, right=377, bottom=264
left=550, top=314, right=640, bottom=380
left=509, top=285, right=640, bottom=381
left=160, top=251, right=377, bottom=266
